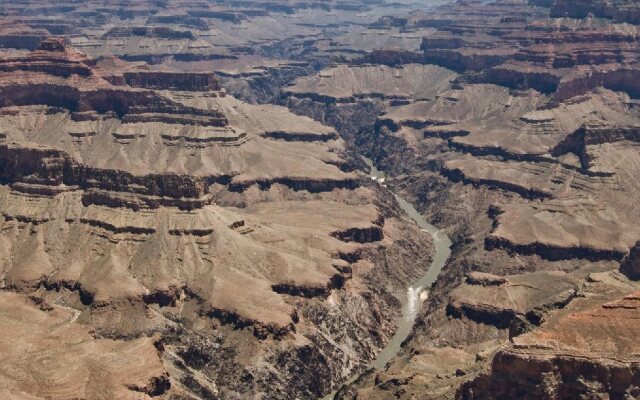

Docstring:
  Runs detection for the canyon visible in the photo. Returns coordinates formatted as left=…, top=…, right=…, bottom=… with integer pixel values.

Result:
left=0, top=0, right=639, bottom=399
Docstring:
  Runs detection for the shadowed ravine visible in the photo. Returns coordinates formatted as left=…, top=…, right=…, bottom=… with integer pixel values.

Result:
left=321, top=158, right=452, bottom=399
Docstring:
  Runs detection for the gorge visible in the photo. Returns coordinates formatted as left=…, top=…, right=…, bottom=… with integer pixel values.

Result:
left=0, top=0, right=639, bottom=399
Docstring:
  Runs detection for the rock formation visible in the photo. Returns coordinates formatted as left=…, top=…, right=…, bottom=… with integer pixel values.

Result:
left=620, top=241, right=640, bottom=280
left=0, top=33, right=434, bottom=399
left=1, top=0, right=640, bottom=399
left=459, top=278, right=640, bottom=400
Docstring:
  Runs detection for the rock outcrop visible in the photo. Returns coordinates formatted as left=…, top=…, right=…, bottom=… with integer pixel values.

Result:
left=550, top=0, right=640, bottom=24
left=459, top=288, right=640, bottom=400
left=620, top=241, right=640, bottom=280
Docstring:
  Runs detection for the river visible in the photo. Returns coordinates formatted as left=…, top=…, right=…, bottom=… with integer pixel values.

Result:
left=321, top=157, right=452, bottom=399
